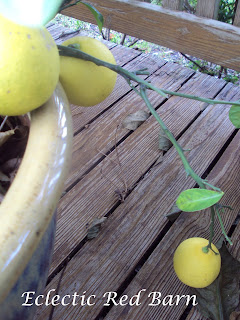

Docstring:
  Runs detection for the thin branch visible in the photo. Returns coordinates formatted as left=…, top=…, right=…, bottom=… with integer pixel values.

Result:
left=139, top=85, right=205, bottom=189
left=215, top=205, right=233, bottom=246
left=120, top=33, right=127, bottom=46
left=58, top=45, right=240, bottom=107
left=180, top=52, right=206, bottom=72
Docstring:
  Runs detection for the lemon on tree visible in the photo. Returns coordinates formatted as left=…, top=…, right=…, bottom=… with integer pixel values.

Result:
left=173, top=237, right=221, bottom=288
left=0, top=14, right=60, bottom=116
left=59, top=36, right=117, bottom=107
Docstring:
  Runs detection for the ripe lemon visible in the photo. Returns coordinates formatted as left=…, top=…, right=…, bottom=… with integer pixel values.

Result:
left=0, top=14, right=60, bottom=116
left=59, top=36, right=117, bottom=107
left=173, top=237, right=221, bottom=288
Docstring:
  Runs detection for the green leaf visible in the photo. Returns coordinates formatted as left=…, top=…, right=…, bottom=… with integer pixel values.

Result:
left=80, top=2, right=104, bottom=33
left=176, top=189, right=224, bottom=212
left=229, top=105, right=240, bottom=128
left=190, top=243, right=240, bottom=320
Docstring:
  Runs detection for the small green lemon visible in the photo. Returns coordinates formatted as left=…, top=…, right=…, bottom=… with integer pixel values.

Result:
left=59, top=36, right=117, bottom=107
left=0, top=14, right=60, bottom=116
left=173, top=237, right=221, bottom=288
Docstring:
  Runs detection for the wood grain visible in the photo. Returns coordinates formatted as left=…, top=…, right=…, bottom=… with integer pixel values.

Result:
left=51, top=62, right=197, bottom=274
left=65, top=61, right=193, bottom=190
left=62, top=0, right=240, bottom=71
left=162, top=0, right=183, bottom=11
left=196, top=0, right=220, bottom=19
left=34, top=83, right=240, bottom=320
left=104, top=131, right=240, bottom=320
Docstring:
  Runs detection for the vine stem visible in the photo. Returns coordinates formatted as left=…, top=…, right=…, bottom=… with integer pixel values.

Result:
left=58, top=44, right=222, bottom=192
left=215, top=205, right=233, bottom=245
left=202, top=207, right=218, bottom=254
left=58, top=45, right=240, bottom=107
left=58, top=44, right=231, bottom=247
left=139, top=85, right=205, bottom=189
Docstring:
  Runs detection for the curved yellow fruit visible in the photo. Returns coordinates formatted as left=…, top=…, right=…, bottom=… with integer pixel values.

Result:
left=59, top=36, right=117, bottom=107
left=173, top=237, right=221, bottom=288
left=0, top=14, right=60, bottom=116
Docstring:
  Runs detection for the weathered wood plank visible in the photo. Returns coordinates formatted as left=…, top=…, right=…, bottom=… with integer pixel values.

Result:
left=234, top=0, right=240, bottom=27
left=62, top=0, right=240, bottom=71
left=52, top=72, right=225, bottom=275
left=65, top=61, right=193, bottom=190
left=34, top=83, right=239, bottom=320
left=162, top=0, right=184, bottom=11
left=51, top=63, right=196, bottom=274
left=104, top=131, right=240, bottom=320
left=196, top=0, right=220, bottom=19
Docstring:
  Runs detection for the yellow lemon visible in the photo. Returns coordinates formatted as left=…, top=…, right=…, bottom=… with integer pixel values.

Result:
left=173, top=237, right=221, bottom=288
left=59, top=36, right=117, bottom=107
left=0, top=14, right=60, bottom=116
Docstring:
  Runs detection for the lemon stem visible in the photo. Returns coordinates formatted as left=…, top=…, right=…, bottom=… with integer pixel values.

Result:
left=67, top=43, right=81, bottom=50
left=202, top=207, right=219, bottom=254
left=215, top=205, right=233, bottom=245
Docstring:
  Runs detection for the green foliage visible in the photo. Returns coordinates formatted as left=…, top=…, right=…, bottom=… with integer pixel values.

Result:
left=109, top=32, right=122, bottom=44
left=229, top=105, right=240, bottom=128
left=223, top=74, right=239, bottom=84
left=59, top=0, right=103, bottom=32
left=176, top=189, right=224, bottom=212
left=218, top=0, right=236, bottom=23
left=188, top=0, right=197, bottom=7
left=80, top=2, right=103, bottom=32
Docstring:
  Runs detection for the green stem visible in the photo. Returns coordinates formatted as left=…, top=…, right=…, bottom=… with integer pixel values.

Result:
left=58, top=45, right=240, bottom=107
left=139, top=86, right=205, bottom=189
left=209, top=207, right=215, bottom=246
left=207, top=207, right=219, bottom=253
left=58, top=45, right=222, bottom=191
left=58, top=44, right=227, bottom=246
left=215, top=205, right=233, bottom=245
left=58, top=45, right=168, bottom=98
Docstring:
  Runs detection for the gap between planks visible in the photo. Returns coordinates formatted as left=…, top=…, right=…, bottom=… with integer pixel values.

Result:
left=102, top=131, right=240, bottom=320
left=31, top=82, right=240, bottom=320
left=50, top=71, right=227, bottom=276
left=64, top=60, right=194, bottom=191
left=33, top=80, right=240, bottom=320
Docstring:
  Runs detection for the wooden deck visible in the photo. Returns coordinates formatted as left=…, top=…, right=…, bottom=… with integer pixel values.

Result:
left=34, top=24, right=240, bottom=320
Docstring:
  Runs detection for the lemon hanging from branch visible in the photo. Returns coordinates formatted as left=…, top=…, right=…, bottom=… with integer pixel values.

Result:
left=59, top=36, right=117, bottom=107
left=173, top=237, right=221, bottom=288
left=0, top=14, right=60, bottom=116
